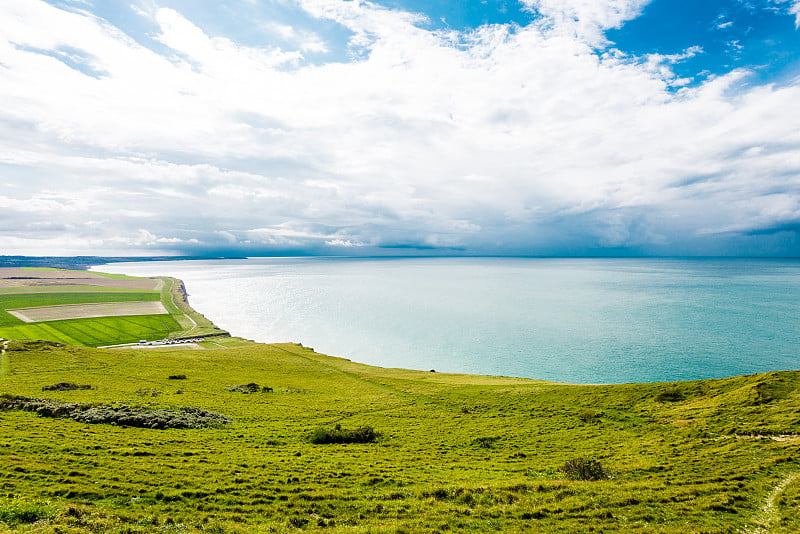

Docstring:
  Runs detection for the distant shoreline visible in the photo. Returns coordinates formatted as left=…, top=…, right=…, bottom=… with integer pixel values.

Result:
left=2, top=255, right=799, bottom=273
left=0, top=256, right=246, bottom=271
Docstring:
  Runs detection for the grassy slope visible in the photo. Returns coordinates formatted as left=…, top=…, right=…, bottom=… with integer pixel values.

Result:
left=0, top=341, right=797, bottom=533
left=158, top=277, right=228, bottom=339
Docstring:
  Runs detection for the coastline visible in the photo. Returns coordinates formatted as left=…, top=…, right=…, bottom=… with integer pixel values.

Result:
left=91, top=256, right=800, bottom=384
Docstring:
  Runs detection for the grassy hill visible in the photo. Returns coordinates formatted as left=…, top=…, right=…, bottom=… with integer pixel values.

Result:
left=0, top=338, right=797, bottom=533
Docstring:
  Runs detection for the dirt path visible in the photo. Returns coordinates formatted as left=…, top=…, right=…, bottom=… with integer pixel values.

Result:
left=0, top=340, right=10, bottom=377
left=162, top=277, right=198, bottom=336
left=747, top=472, right=799, bottom=533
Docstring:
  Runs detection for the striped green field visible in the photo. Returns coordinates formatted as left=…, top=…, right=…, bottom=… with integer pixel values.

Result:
left=0, top=314, right=181, bottom=346
left=0, top=292, right=160, bottom=310
left=0, top=292, right=163, bottom=331
left=0, top=310, right=22, bottom=327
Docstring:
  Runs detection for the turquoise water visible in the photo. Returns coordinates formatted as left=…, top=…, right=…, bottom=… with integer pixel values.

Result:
left=97, top=258, right=800, bottom=384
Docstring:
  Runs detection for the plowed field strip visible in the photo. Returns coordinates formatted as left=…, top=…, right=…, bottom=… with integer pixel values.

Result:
left=8, top=301, right=168, bottom=323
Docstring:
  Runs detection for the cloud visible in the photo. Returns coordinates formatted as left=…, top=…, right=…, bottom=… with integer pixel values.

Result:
left=791, top=1, right=800, bottom=27
left=522, top=0, right=652, bottom=45
left=0, top=1, right=799, bottom=256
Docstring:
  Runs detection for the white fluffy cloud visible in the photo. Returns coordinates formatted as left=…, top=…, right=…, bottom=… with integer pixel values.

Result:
left=0, top=0, right=799, bottom=256
left=791, top=1, right=800, bottom=27
left=522, top=0, right=651, bottom=44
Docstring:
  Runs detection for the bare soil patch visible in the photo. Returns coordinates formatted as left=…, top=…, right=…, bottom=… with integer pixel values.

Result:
left=0, top=269, right=160, bottom=290
left=8, top=301, right=168, bottom=323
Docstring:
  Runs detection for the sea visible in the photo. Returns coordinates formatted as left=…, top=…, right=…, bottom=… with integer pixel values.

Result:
left=95, top=257, right=800, bottom=384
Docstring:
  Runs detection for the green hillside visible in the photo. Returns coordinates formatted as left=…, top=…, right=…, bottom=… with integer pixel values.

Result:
left=0, top=339, right=797, bottom=533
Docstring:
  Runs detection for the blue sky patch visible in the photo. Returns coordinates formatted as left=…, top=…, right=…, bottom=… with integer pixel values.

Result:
left=606, top=0, right=800, bottom=86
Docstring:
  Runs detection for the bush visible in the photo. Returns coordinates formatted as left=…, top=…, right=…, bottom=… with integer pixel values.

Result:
left=579, top=409, right=602, bottom=423
left=0, top=394, right=231, bottom=429
left=5, top=340, right=63, bottom=352
left=227, top=383, right=270, bottom=394
left=0, top=500, right=53, bottom=525
left=560, top=457, right=610, bottom=481
left=42, top=382, right=92, bottom=391
left=654, top=388, right=685, bottom=402
left=309, top=425, right=379, bottom=444
left=472, top=436, right=499, bottom=449
left=135, top=388, right=161, bottom=397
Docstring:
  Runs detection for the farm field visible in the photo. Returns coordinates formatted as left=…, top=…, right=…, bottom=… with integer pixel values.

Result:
left=0, top=340, right=797, bottom=533
left=0, top=292, right=161, bottom=309
left=8, top=301, right=169, bottom=323
left=0, top=314, right=181, bottom=346
left=0, top=268, right=226, bottom=346
left=0, top=268, right=161, bottom=291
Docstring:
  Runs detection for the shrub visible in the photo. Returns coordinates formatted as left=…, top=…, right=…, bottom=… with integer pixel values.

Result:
left=5, top=340, right=63, bottom=351
left=42, top=382, right=92, bottom=391
left=0, top=394, right=231, bottom=429
left=472, top=436, right=500, bottom=449
left=0, top=500, right=53, bottom=525
left=226, top=383, right=265, bottom=394
left=654, top=388, right=685, bottom=402
left=560, top=457, right=610, bottom=481
left=135, top=388, right=161, bottom=397
left=309, top=425, right=379, bottom=444
left=579, top=409, right=602, bottom=423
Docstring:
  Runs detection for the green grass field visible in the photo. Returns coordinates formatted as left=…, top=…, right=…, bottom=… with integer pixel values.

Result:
left=0, top=315, right=182, bottom=346
left=0, top=341, right=797, bottom=533
left=0, top=285, right=149, bottom=295
left=0, top=292, right=160, bottom=310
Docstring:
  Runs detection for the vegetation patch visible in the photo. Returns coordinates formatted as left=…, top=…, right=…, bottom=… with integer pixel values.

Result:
left=654, top=388, right=685, bottom=402
left=5, top=339, right=63, bottom=351
left=0, top=394, right=231, bottom=429
left=560, top=457, right=611, bottom=481
left=309, top=425, right=380, bottom=444
left=472, top=436, right=500, bottom=449
left=0, top=499, right=54, bottom=526
left=227, top=382, right=272, bottom=393
left=167, top=374, right=187, bottom=380
left=42, top=382, right=92, bottom=392
left=579, top=409, right=603, bottom=423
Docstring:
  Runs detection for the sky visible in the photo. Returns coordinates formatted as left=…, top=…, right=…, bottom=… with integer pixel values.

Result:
left=1, top=0, right=799, bottom=257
